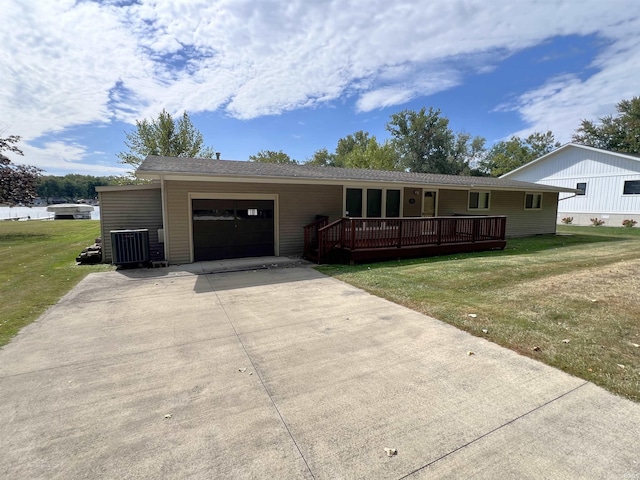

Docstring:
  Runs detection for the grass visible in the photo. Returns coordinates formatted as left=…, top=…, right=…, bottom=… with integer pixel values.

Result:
left=318, top=224, right=640, bottom=402
left=0, top=220, right=113, bottom=348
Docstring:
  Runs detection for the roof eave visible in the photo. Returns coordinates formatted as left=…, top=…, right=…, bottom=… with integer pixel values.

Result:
left=137, top=169, right=575, bottom=193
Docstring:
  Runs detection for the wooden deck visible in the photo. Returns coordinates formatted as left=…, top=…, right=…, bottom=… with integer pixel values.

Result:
left=304, top=216, right=507, bottom=264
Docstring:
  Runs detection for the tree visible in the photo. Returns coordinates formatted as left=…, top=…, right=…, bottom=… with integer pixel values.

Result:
left=118, top=109, right=215, bottom=176
left=386, top=108, right=485, bottom=175
left=572, top=97, right=640, bottom=154
left=479, top=131, right=560, bottom=176
left=306, top=131, right=400, bottom=170
left=306, top=147, right=337, bottom=167
left=249, top=150, right=298, bottom=164
left=36, top=174, right=117, bottom=200
left=0, top=135, right=42, bottom=206
left=340, top=135, right=399, bottom=170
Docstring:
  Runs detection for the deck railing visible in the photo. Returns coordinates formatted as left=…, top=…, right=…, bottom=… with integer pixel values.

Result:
left=309, top=215, right=506, bottom=263
left=302, top=216, right=329, bottom=259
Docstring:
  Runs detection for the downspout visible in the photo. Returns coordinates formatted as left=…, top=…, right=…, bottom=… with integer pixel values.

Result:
left=161, top=174, right=170, bottom=263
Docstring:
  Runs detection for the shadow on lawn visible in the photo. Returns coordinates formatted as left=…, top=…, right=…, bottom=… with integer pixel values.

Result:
left=318, top=233, right=629, bottom=272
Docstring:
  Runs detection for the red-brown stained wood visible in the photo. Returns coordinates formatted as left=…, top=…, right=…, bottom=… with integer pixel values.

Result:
left=306, top=216, right=507, bottom=264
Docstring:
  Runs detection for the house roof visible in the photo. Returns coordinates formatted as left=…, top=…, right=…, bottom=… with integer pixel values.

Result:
left=137, top=155, right=576, bottom=193
left=500, top=143, right=640, bottom=178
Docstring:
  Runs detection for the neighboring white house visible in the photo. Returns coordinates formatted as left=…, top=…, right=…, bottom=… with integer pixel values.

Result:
left=501, top=143, right=640, bottom=227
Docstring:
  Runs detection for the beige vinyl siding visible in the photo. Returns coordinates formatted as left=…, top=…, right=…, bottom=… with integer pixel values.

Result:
left=165, top=180, right=342, bottom=263
left=98, top=188, right=163, bottom=262
left=438, top=189, right=558, bottom=237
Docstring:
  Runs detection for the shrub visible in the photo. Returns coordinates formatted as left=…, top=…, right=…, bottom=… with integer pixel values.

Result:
left=590, top=217, right=605, bottom=226
left=622, top=219, right=638, bottom=228
left=561, top=217, right=573, bottom=224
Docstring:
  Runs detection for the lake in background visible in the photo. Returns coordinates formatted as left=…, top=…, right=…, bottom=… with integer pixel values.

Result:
left=0, top=206, right=101, bottom=221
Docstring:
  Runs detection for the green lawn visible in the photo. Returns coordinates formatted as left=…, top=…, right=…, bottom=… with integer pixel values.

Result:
left=318, top=225, right=640, bottom=402
left=0, top=220, right=113, bottom=347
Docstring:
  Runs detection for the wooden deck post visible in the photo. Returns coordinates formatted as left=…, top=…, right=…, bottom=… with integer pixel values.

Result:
left=350, top=218, right=356, bottom=250
left=472, top=217, right=478, bottom=243
left=397, top=220, right=403, bottom=248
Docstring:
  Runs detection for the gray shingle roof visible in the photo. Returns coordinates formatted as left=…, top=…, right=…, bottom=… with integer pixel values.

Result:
left=138, top=155, right=576, bottom=193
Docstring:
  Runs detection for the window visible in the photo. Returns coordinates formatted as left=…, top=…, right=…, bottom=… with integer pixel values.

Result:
left=346, top=188, right=363, bottom=217
left=468, top=191, right=490, bottom=210
left=386, top=190, right=401, bottom=217
left=525, top=192, right=542, bottom=210
left=576, top=182, right=586, bottom=195
left=623, top=180, right=640, bottom=195
left=367, top=189, right=382, bottom=217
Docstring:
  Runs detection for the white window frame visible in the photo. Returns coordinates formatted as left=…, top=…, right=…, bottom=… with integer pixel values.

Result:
left=524, top=192, right=543, bottom=210
left=468, top=190, right=490, bottom=211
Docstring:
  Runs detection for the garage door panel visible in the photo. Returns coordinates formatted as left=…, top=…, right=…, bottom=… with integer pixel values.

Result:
left=192, top=199, right=274, bottom=261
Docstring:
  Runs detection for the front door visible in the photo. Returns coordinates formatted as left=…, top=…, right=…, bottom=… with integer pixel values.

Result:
left=423, top=191, right=437, bottom=217
left=192, top=199, right=274, bottom=261
left=403, top=188, right=422, bottom=217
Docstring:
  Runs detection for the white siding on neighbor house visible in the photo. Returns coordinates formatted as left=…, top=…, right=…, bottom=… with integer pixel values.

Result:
left=164, top=180, right=343, bottom=264
left=504, top=147, right=640, bottom=217
left=438, top=189, right=558, bottom=237
left=99, top=188, right=163, bottom=262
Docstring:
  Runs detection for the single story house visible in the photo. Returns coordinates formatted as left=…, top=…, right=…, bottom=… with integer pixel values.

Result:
left=501, top=143, right=640, bottom=227
left=97, top=156, right=575, bottom=264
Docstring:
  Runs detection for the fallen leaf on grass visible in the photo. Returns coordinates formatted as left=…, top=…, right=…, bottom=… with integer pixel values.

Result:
left=562, top=339, right=570, bottom=344
left=617, top=364, right=625, bottom=369
left=467, top=351, right=475, bottom=356
left=532, top=346, right=541, bottom=352
left=238, top=368, right=247, bottom=373
left=164, top=414, right=172, bottom=419
left=481, top=329, right=488, bottom=334
left=468, top=314, right=477, bottom=318
left=631, top=343, right=640, bottom=348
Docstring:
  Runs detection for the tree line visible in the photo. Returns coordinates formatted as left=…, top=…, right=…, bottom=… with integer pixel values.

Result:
left=247, top=97, right=640, bottom=177
left=2, top=97, right=639, bottom=206
left=36, top=174, right=119, bottom=201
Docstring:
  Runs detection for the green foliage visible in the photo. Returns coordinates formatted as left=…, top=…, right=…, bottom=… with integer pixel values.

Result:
left=36, top=174, right=118, bottom=200
left=561, top=217, right=574, bottom=225
left=386, top=107, right=485, bottom=175
left=332, top=131, right=399, bottom=170
left=0, top=135, right=42, bottom=206
left=590, top=217, right=605, bottom=226
left=306, top=147, right=338, bottom=167
left=248, top=149, right=298, bottom=164
left=479, top=131, right=560, bottom=176
left=118, top=109, right=214, bottom=177
left=306, top=131, right=399, bottom=170
left=622, top=219, right=637, bottom=228
left=572, top=97, right=640, bottom=154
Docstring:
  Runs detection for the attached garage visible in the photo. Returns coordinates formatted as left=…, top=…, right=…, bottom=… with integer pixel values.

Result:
left=191, top=198, right=275, bottom=261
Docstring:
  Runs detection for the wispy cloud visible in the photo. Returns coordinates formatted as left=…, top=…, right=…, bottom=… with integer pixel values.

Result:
left=1, top=0, right=639, bottom=173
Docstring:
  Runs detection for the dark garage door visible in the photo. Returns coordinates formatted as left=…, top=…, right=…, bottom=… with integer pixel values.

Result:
left=192, top=199, right=274, bottom=261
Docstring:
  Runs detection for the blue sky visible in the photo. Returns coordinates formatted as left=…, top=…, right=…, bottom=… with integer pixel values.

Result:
left=2, top=1, right=639, bottom=176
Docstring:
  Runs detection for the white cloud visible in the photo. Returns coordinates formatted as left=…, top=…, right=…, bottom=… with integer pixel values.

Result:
left=1, top=0, right=639, bottom=171
left=9, top=142, right=128, bottom=176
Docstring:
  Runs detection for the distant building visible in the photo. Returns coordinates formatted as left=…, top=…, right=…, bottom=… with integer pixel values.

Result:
left=501, top=143, right=640, bottom=227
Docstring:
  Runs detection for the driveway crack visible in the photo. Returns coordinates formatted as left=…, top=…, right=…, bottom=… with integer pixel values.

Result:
left=207, top=276, right=316, bottom=480
left=397, top=381, right=590, bottom=479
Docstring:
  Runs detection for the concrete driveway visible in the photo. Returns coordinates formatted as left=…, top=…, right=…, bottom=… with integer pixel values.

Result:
left=1, top=263, right=639, bottom=479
